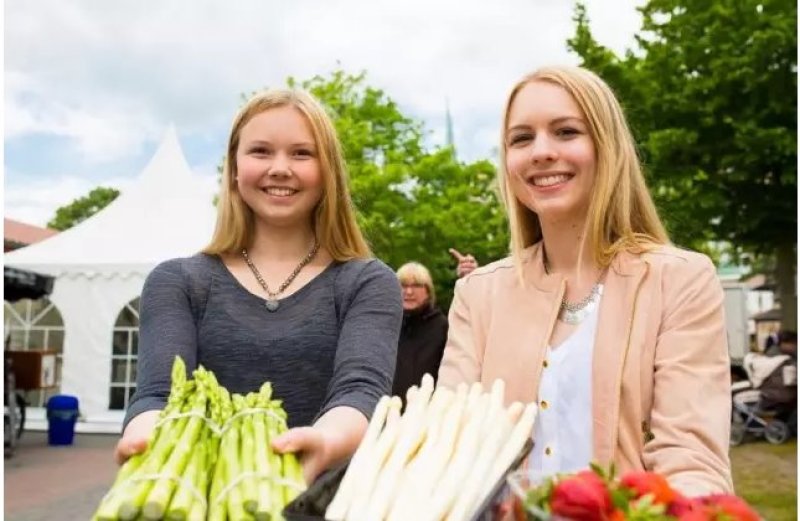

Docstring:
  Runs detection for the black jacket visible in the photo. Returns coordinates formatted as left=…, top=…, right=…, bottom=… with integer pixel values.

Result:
left=392, top=304, right=449, bottom=399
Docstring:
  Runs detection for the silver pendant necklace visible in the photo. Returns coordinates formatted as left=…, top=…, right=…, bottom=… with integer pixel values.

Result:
left=242, top=240, right=320, bottom=312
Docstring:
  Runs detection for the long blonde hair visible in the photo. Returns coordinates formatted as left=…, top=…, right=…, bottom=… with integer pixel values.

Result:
left=498, top=65, right=669, bottom=269
left=204, top=88, right=371, bottom=260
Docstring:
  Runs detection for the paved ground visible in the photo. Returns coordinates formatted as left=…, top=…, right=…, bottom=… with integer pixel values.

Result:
left=5, top=431, right=119, bottom=521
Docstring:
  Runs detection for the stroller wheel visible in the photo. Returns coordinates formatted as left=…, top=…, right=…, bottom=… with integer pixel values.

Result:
left=730, top=418, right=747, bottom=446
left=765, top=420, right=789, bottom=444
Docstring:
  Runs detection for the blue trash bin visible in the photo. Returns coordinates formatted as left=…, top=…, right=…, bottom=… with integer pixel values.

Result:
left=46, top=395, right=79, bottom=446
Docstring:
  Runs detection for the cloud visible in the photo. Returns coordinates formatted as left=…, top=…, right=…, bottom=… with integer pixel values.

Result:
left=6, top=71, right=159, bottom=162
left=5, top=0, right=645, bottom=219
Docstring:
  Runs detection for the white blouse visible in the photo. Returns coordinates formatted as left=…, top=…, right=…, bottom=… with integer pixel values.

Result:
left=528, top=292, right=601, bottom=477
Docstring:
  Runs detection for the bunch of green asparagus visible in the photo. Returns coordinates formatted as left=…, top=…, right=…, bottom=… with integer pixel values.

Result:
left=94, top=357, right=306, bottom=521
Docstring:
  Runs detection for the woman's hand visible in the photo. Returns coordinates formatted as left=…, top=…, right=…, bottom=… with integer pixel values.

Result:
left=272, top=406, right=369, bottom=484
left=114, top=409, right=160, bottom=465
left=272, top=426, right=330, bottom=484
left=449, top=248, right=478, bottom=278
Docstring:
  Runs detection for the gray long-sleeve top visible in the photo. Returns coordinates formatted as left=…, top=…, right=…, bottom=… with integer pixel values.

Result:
left=125, top=253, right=402, bottom=429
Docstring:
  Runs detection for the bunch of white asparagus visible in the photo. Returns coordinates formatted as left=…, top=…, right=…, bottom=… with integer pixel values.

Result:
left=325, top=374, right=538, bottom=521
left=93, top=357, right=305, bottom=521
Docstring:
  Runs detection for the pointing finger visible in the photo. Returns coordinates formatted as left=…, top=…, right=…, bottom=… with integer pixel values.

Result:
left=449, top=248, right=465, bottom=261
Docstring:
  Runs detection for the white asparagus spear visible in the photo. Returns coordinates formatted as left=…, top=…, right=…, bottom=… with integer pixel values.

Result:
left=478, top=379, right=507, bottom=442
left=471, top=402, right=539, bottom=518
left=440, top=379, right=508, bottom=520
left=486, top=401, right=538, bottom=481
left=465, top=381, right=483, bottom=410
left=404, top=383, right=470, bottom=521
left=448, top=401, right=525, bottom=521
left=326, top=395, right=392, bottom=521
left=386, top=385, right=454, bottom=521
left=425, top=392, right=491, bottom=521
left=365, top=374, right=435, bottom=521
left=344, top=397, right=403, bottom=521
left=392, top=386, right=452, bottom=492
left=505, top=401, right=525, bottom=425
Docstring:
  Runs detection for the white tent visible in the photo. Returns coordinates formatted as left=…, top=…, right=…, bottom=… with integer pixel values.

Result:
left=4, top=127, right=218, bottom=432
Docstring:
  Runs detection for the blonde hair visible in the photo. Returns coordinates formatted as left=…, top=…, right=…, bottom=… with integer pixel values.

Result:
left=498, top=65, right=669, bottom=270
left=204, top=88, right=371, bottom=260
left=397, top=262, right=436, bottom=306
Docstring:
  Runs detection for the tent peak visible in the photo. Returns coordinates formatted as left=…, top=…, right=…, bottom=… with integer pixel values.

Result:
left=4, top=125, right=217, bottom=268
left=138, top=125, right=192, bottom=185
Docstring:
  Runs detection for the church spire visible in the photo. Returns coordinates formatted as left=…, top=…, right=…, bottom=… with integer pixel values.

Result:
left=445, top=98, right=455, bottom=151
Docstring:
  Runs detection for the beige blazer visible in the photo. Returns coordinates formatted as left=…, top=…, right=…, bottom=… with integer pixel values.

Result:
left=438, top=243, right=733, bottom=496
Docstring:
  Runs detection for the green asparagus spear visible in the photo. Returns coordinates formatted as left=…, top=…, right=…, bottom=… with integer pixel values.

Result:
left=141, top=389, right=208, bottom=520
left=117, top=391, right=195, bottom=519
left=251, top=389, right=273, bottom=521
left=165, top=428, right=207, bottom=520
left=207, top=435, right=229, bottom=521
left=240, top=406, right=258, bottom=513
left=266, top=406, right=286, bottom=520
left=224, top=394, right=249, bottom=520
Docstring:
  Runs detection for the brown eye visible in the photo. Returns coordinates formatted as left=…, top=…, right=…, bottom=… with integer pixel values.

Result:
left=507, top=133, right=532, bottom=146
left=556, top=127, right=580, bottom=137
left=250, top=146, right=270, bottom=156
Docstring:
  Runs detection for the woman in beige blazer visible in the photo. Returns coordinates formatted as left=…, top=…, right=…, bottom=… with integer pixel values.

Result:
left=438, top=66, right=733, bottom=496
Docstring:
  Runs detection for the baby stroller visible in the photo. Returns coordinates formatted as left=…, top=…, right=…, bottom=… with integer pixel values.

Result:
left=730, top=352, right=797, bottom=446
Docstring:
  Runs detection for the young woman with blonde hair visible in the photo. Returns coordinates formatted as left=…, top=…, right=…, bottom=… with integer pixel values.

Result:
left=438, top=66, right=733, bottom=496
left=116, top=89, right=402, bottom=482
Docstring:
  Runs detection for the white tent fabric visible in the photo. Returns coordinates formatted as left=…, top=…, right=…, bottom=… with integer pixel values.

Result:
left=5, top=127, right=218, bottom=432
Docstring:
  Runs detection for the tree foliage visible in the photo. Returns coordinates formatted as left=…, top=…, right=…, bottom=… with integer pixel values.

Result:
left=47, top=186, right=120, bottom=231
left=568, top=0, right=797, bottom=327
left=288, top=71, right=508, bottom=308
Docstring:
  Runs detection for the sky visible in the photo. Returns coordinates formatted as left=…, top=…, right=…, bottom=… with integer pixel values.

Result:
left=4, top=0, right=644, bottom=227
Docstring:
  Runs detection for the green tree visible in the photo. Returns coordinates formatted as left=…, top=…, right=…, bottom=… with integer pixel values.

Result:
left=47, top=186, right=120, bottom=231
left=288, top=71, right=423, bottom=263
left=291, top=71, right=508, bottom=307
left=569, top=0, right=797, bottom=328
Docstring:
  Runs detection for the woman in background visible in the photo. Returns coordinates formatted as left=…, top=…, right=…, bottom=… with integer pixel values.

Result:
left=392, top=262, right=448, bottom=401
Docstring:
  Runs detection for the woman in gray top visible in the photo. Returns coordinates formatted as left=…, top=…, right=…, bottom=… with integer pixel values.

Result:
left=114, top=88, right=403, bottom=483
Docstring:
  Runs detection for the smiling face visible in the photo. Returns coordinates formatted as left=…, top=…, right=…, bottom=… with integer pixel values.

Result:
left=235, top=105, right=324, bottom=228
left=504, top=80, right=597, bottom=223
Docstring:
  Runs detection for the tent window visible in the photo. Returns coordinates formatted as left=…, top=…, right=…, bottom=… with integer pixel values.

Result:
left=109, top=297, right=140, bottom=410
left=109, top=387, right=136, bottom=412
left=38, top=305, right=64, bottom=327
left=112, top=331, right=129, bottom=355
left=114, top=297, right=140, bottom=327
left=3, top=298, right=65, bottom=407
left=27, top=329, right=45, bottom=348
